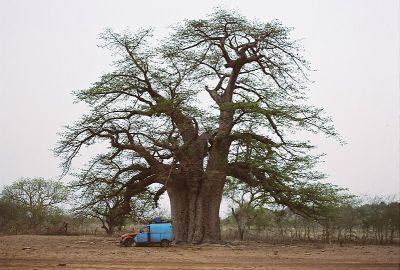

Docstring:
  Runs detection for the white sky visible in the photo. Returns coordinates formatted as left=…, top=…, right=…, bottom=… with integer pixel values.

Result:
left=0, top=0, right=399, bottom=206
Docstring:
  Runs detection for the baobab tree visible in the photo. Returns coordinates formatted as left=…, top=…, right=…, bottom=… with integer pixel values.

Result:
left=56, top=9, right=342, bottom=244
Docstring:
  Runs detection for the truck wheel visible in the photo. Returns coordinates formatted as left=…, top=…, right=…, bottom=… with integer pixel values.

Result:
left=160, top=240, right=170, bottom=247
left=124, top=238, right=133, bottom=247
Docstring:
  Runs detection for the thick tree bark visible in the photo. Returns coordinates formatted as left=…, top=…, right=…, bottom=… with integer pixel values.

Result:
left=167, top=173, right=225, bottom=244
left=191, top=173, right=225, bottom=243
left=167, top=180, right=189, bottom=243
left=167, top=134, right=230, bottom=244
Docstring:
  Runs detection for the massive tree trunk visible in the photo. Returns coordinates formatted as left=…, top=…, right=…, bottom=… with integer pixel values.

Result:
left=167, top=179, right=190, bottom=243
left=167, top=157, right=226, bottom=244
left=167, top=133, right=230, bottom=244
left=191, top=172, right=226, bottom=243
left=168, top=176, right=225, bottom=244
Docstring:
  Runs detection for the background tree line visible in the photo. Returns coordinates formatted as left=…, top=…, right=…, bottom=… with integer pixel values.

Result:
left=222, top=178, right=399, bottom=244
left=0, top=176, right=398, bottom=246
left=0, top=177, right=162, bottom=235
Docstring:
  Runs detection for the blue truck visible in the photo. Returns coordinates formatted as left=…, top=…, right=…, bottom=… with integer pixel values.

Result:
left=121, top=221, right=173, bottom=247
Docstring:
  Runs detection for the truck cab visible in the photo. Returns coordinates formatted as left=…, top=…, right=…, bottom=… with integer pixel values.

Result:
left=134, top=223, right=173, bottom=246
left=121, top=221, right=173, bottom=247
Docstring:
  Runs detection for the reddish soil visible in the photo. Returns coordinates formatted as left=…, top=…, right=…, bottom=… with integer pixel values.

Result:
left=0, top=235, right=398, bottom=269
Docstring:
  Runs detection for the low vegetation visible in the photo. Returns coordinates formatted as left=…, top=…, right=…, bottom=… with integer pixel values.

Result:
left=222, top=199, right=400, bottom=245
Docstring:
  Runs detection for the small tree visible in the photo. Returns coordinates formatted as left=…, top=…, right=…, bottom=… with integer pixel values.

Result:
left=1, top=178, right=69, bottom=231
left=224, top=177, right=270, bottom=240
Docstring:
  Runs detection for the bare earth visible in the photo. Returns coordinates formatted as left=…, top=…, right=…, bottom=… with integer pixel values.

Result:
left=0, top=235, right=398, bottom=270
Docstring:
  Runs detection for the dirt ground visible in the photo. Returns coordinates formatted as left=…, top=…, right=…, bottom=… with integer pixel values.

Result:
left=0, top=235, right=398, bottom=270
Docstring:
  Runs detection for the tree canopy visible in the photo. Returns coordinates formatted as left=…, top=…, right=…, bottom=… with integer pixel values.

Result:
left=1, top=178, right=69, bottom=231
left=56, top=9, right=342, bottom=243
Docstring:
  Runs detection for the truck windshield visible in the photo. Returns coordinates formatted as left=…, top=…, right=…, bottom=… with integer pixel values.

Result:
left=140, top=227, right=149, bottom=233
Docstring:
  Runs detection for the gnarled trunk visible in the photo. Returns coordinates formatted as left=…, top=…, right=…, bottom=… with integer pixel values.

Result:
left=167, top=180, right=190, bottom=243
left=168, top=137, right=230, bottom=244
left=191, top=171, right=225, bottom=243
left=167, top=172, right=225, bottom=243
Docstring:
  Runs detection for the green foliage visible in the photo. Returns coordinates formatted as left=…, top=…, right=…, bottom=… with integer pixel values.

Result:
left=2, top=178, right=69, bottom=207
left=0, top=178, right=71, bottom=234
left=225, top=173, right=352, bottom=224
left=0, top=197, right=29, bottom=233
left=224, top=176, right=352, bottom=241
left=1, top=178, right=69, bottom=232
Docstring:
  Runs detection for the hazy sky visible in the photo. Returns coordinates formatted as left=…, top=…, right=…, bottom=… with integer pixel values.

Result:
left=0, top=0, right=399, bottom=202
